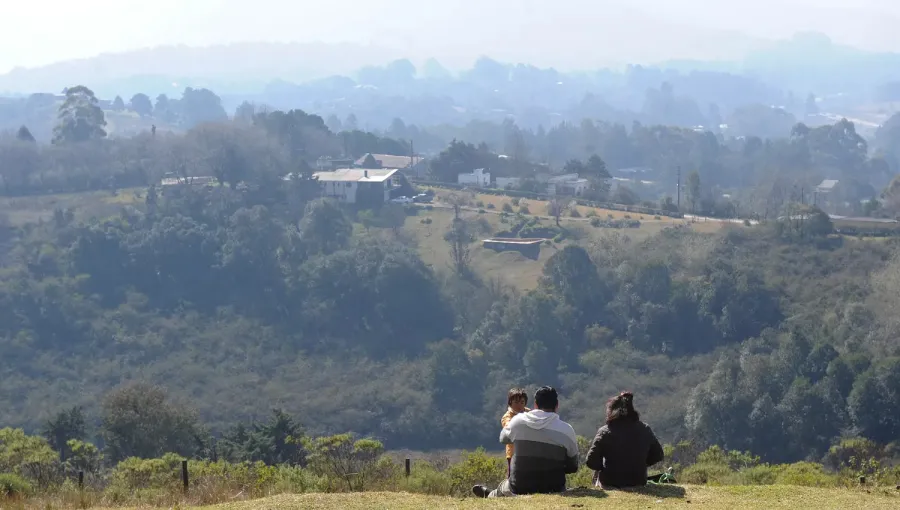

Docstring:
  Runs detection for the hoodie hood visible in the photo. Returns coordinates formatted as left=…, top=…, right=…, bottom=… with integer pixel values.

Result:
left=519, top=409, right=560, bottom=430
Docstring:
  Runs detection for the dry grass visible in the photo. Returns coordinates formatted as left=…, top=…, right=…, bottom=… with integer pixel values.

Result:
left=428, top=188, right=667, bottom=222
left=0, top=188, right=143, bottom=226
left=407, top=206, right=699, bottom=291
left=189, top=485, right=900, bottom=510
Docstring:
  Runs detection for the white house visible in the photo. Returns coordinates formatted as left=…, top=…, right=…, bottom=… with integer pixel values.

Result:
left=547, top=174, right=589, bottom=196
left=310, top=168, right=401, bottom=204
left=458, top=168, right=491, bottom=187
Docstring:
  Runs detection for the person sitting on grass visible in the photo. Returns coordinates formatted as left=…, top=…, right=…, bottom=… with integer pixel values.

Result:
left=472, top=386, right=579, bottom=498
left=501, top=387, right=530, bottom=477
left=584, top=391, right=664, bottom=489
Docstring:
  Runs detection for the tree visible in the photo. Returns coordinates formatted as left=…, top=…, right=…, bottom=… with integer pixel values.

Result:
left=429, top=340, right=485, bottom=413
left=299, top=199, right=352, bottom=256
left=234, top=101, right=256, bottom=122
left=0, top=428, right=59, bottom=488
left=154, top=93, right=176, bottom=122
left=445, top=217, right=474, bottom=275
left=344, top=113, right=359, bottom=131
left=805, top=93, right=819, bottom=116
left=303, top=434, right=385, bottom=491
left=612, top=184, right=639, bottom=206
left=220, top=409, right=306, bottom=465
left=548, top=196, right=569, bottom=226
left=41, top=406, right=86, bottom=461
left=101, top=383, right=205, bottom=462
left=563, top=159, right=585, bottom=175
left=181, top=87, right=227, bottom=128
left=52, top=85, right=107, bottom=144
left=686, top=170, right=701, bottom=213
left=584, top=154, right=610, bottom=179
left=15, top=125, right=35, bottom=143
left=129, top=93, right=153, bottom=117
left=360, top=153, right=381, bottom=168
left=66, top=439, right=103, bottom=476
left=112, top=95, right=125, bottom=111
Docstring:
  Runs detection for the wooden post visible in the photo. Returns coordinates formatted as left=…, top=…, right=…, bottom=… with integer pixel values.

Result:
left=859, top=475, right=866, bottom=486
left=182, top=460, right=189, bottom=492
left=405, top=458, right=411, bottom=478
left=78, top=470, right=84, bottom=489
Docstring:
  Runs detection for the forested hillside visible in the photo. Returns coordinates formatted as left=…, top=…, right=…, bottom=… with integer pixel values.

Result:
left=1, top=85, right=899, bottom=468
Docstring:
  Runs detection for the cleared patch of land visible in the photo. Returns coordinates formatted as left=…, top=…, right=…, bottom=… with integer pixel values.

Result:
left=406, top=205, right=715, bottom=291
left=0, top=188, right=142, bottom=226
left=197, top=486, right=899, bottom=510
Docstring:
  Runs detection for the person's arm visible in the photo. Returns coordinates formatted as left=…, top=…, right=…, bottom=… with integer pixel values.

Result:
left=563, top=425, right=580, bottom=474
left=646, top=425, right=664, bottom=467
left=584, top=427, right=607, bottom=471
left=500, top=417, right=514, bottom=445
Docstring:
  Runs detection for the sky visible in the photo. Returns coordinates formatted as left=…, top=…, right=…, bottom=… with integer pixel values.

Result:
left=2, top=0, right=900, bottom=73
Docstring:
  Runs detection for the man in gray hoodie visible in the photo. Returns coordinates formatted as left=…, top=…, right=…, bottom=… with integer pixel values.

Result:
left=473, top=386, right=579, bottom=498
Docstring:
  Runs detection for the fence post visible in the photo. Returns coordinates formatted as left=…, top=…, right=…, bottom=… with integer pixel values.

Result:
left=182, top=460, right=189, bottom=493
left=78, top=470, right=84, bottom=490
left=405, top=458, right=411, bottom=478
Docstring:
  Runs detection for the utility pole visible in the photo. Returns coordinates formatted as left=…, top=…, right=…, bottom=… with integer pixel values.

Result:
left=676, top=166, right=681, bottom=210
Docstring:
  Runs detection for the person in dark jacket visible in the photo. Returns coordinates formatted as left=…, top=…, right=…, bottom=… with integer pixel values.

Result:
left=584, top=391, right=664, bottom=489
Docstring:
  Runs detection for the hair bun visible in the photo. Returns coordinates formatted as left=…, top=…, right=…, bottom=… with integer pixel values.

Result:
left=621, top=391, right=634, bottom=402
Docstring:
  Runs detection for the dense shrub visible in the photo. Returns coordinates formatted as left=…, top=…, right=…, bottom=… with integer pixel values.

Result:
left=775, top=462, right=839, bottom=487
left=446, top=448, right=505, bottom=497
left=680, top=462, right=733, bottom=485
left=0, top=473, right=33, bottom=498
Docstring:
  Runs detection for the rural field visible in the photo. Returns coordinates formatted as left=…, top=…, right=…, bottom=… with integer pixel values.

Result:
left=0, top=188, right=142, bottom=226
left=407, top=188, right=727, bottom=290
left=178, top=486, right=899, bottom=510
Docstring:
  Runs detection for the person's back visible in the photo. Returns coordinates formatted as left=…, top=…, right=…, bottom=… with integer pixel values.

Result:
left=506, top=409, right=578, bottom=493
left=473, top=386, right=578, bottom=498
left=585, top=392, right=663, bottom=488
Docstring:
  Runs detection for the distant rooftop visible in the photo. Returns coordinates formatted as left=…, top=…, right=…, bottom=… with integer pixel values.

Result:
left=816, top=179, right=839, bottom=192
left=355, top=153, right=424, bottom=169
left=312, top=168, right=398, bottom=183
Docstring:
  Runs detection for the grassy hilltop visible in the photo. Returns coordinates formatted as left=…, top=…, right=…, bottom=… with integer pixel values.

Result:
left=111, top=486, right=900, bottom=510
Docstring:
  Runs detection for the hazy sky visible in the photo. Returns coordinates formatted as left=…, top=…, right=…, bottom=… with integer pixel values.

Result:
left=2, top=0, right=900, bottom=73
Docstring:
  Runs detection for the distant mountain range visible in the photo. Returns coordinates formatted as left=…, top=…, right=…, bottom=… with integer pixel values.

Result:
left=2, top=32, right=900, bottom=103
left=0, top=42, right=405, bottom=98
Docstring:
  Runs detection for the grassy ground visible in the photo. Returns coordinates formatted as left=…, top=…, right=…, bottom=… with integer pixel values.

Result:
left=406, top=204, right=717, bottom=291
left=0, top=188, right=143, bottom=226
left=199, top=486, right=899, bottom=510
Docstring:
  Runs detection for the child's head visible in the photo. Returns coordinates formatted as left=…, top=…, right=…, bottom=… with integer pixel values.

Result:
left=507, top=387, right=528, bottom=412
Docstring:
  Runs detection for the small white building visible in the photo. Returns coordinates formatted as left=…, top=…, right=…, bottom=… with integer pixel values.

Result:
left=458, top=168, right=491, bottom=187
left=310, top=168, right=401, bottom=204
left=496, top=177, right=522, bottom=190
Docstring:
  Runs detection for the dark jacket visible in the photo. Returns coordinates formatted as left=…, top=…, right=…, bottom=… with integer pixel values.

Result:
left=584, top=420, right=664, bottom=488
left=500, top=410, right=579, bottom=494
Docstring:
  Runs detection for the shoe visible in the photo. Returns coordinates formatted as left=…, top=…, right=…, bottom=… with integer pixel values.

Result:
left=472, top=485, right=490, bottom=498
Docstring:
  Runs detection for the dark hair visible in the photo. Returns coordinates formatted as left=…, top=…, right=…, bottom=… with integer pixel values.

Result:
left=606, top=391, right=640, bottom=424
left=534, top=386, right=559, bottom=411
left=507, top=387, right=528, bottom=407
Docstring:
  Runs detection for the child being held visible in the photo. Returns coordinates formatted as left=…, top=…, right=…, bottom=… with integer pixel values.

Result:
left=500, top=387, right=530, bottom=477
